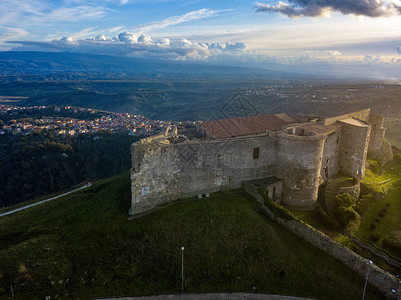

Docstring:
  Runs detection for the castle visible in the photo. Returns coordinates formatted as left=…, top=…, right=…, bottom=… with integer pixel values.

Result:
left=129, top=108, right=392, bottom=215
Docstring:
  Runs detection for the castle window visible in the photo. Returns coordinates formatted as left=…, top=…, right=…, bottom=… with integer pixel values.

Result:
left=253, top=147, right=260, bottom=159
left=336, top=136, right=340, bottom=144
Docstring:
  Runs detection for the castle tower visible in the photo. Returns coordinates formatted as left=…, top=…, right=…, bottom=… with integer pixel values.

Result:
left=338, top=118, right=371, bottom=179
left=275, top=129, right=325, bottom=211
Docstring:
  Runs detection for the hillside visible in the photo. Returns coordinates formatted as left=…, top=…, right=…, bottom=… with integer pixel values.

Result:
left=0, top=172, right=383, bottom=300
left=0, top=51, right=291, bottom=78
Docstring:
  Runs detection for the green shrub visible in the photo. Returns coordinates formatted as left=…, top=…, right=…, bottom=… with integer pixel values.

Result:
left=335, top=234, right=353, bottom=249
left=335, top=193, right=354, bottom=208
left=355, top=194, right=375, bottom=214
left=316, top=204, right=339, bottom=230
left=368, top=159, right=381, bottom=173
left=334, top=193, right=361, bottom=231
left=258, top=187, right=296, bottom=221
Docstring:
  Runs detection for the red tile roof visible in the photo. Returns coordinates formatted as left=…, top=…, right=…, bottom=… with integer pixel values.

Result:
left=201, top=114, right=297, bottom=139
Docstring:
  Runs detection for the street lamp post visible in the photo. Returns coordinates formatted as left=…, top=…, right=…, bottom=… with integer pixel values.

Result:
left=181, top=246, right=184, bottom=292
left=362, top=259, right=373, bottom=300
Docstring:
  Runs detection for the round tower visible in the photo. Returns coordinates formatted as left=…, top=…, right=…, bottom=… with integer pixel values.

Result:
left=276, top=129, right=325, bottom=211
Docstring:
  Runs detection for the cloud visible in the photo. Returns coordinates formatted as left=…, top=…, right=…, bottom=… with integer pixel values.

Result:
left=44, top=5, right=109, bottom=21
left=9, top=31, right=248, bottom=60
left=397, top=46, right=401, bottom=54
left=0, top=27, right=29, bottom=51
left=7, top=31, right=401, bottom=78
left=254, top=0, right=401, bottom=18
left=131, top=8, right=220, bottom=33
left=305, top=50, right=342, bottom=57
left=0, top=1, right=108, bottom=27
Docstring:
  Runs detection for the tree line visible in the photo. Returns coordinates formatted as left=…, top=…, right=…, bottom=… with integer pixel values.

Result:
left=0, top=131, right=140, bottom=207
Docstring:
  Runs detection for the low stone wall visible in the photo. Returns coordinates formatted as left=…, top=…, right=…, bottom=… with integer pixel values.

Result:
left=243, top=182, right=264, bottom=204
left=99, top=293, right=313, bottom=300
left=244, top=184, right=401, bottom=299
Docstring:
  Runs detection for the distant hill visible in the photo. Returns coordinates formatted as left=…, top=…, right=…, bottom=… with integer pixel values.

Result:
left=0, top=51, right=294, bottom=78
left=0, top=172, right=382, bottom=299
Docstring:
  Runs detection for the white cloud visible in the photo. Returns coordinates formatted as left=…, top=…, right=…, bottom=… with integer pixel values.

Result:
left=60, top=36, right=74, bottom=43
left=69, top=28, right=97, bottom=40
left=0, top=27, right=29, bottom=51
left=131, top=8, right=220, bottom=33
left=0, top=1, right=108, bottom=27
left=156, top=38, right=170, bottom=47
left=224, top=42, right=247, bottom=52
left=118, top=31, right=140, bottom=44
left=138, top=34, right=153, bottom=45
left=305, top=50, right=342, bottom=57
left=7, top=30, right=401, bottom=78
left=95, top=35, right=107, bottom=41
left=9, top=31, right=248, bottom=60
left=44, top=5, right=108, bottom=21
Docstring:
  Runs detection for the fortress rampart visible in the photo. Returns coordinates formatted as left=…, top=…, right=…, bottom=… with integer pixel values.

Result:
left=130, top=108, right=392, bottom=215
left=130, top=135, right=277, bottom=215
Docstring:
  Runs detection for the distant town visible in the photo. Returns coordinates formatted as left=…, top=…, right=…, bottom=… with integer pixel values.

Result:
left=0, top=104, right=196, bottom=136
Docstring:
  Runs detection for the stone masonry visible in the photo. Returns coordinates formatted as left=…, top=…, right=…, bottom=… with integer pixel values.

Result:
left=130, top=109, right=391, bottom=215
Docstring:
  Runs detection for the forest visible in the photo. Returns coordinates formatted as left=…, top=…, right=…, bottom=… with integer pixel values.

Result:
left=0, top=131, right=140, bottom=207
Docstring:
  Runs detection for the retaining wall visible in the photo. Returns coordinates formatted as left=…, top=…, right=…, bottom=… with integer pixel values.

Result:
left=244, top=184, right=401, bottom=299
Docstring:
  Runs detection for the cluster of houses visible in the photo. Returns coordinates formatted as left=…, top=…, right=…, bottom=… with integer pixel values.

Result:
left=0, top=105, right=180, bottom=136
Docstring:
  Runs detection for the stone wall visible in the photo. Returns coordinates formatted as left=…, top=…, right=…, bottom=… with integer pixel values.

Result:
left=323, top=109, right=371, bottom=126
left=130, top=108, right=389, bottom=215
left=339, top=177, right=361, bottom=200
left=130, top=136, right=277, bottom=215
left=275, top=132, right=325, bottom=211
left=244, top=185, right=401, bottom=299
left=339, top=121, right=371, bottom=179
left=368, top=114, right=386, bottom=154
left=266, top=181, right=283, bottom=203
left=321, top=127, right=341, bottom=180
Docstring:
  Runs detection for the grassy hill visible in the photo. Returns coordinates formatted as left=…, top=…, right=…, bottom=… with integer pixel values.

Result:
left=0, top=172, right=383, bottom=300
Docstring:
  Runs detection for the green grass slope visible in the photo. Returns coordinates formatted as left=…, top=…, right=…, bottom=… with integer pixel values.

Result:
left=0, top=172, right=383, bottom=300
left=357, top=157, right=401, bottom=256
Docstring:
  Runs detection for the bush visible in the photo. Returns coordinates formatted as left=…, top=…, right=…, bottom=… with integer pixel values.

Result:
left=335, top=193, right=354, bottom=208
left=334, top=193, right=361, bottom=231
left=316, top=204, right=339, bottom=230
left=355, top=194, right=375, bottom=214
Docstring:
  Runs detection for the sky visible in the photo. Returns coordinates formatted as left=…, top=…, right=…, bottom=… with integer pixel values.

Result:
left=1, top=0, right=401, bottom=76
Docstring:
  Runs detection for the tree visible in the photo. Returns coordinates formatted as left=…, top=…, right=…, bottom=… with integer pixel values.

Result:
left=334, top=193, right=361, bottom=231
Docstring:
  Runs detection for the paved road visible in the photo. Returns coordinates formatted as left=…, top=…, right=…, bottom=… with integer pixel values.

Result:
left=0, top=183, right=92, bottom=218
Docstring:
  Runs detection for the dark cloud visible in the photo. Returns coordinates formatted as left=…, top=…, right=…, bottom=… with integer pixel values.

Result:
left=397, top=46, right=401, bottom=54
left=255, top=0, right=401, bottom=18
